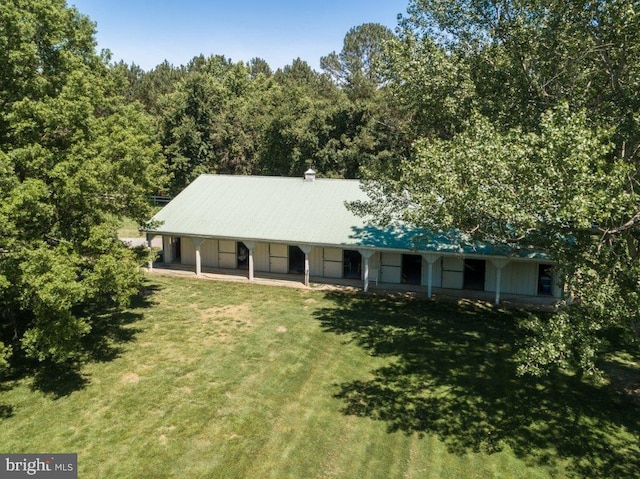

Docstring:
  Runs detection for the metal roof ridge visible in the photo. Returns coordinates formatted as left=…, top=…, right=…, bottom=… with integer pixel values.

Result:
left=196, top=173, right=361, bottom=183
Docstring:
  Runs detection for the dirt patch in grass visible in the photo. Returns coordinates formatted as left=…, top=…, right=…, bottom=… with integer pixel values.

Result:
left=121, top=372, right=140, bottom=384
left=194, top=304, right=252, bottom=324
left=187, top=303, right=255, bottom=345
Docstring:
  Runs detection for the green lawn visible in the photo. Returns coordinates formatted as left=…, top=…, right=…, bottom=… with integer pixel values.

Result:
left=117, top=217, right=144, bottom=238
left=1, top=275, right=638, bottom=478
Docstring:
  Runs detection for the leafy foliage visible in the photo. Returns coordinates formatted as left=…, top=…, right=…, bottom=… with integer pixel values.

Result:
left=359, top=0, right=640, bottom=376
left=151, top=49, right=407, bottom=193
left=320, top=23, right=396, bottom=100
left=0, top=0, right=163, bottom=367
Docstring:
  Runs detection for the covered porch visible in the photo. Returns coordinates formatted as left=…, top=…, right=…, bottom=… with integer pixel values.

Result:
left=145, top=233, right=561, bottom=306
left=145, top=259, right=560, bottom=309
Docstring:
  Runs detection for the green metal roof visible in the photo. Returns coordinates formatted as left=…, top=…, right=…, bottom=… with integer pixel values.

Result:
left=148, top=175, right=371, bottom=247
left=147, top=174, right=549, bottom=260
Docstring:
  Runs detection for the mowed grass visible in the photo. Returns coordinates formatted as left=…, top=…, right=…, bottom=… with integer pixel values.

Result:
left=117, top=216, right=143, bottom=238
left=0, top=275, right=638, bottom=478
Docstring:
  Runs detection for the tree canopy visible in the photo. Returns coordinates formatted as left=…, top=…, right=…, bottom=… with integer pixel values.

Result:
left=358, top=0, right=640, bottom=376
left=320, top=23, right=396, bottom=100
left=0, top=0, right=163, bottom=371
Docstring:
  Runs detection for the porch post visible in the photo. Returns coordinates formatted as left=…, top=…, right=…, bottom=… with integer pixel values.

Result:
left=146, top=233, right=155, bottom=271
left=243, top=241, right=256, bottom=281
left=191, top=238, right=204, bottom=276
left=490, top=258, right=509, bottom=305
left=298, top=245, right=313, bottom=287
left=422, top=253, right=440, bottom=299
left=358, top=249, right=375, bottom=292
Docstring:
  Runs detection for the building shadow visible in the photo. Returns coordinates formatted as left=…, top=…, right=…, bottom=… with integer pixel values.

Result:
left=314, top=291, right=640, bottom=479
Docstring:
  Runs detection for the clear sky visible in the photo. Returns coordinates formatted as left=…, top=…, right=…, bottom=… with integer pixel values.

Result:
left=70, top=1, right=408, bottom=72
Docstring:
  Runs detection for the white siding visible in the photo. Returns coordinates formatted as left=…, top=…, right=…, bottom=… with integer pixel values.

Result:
left=323, top=247, right=343, bottom=278
left=370, top=252, right=381, bottom=270
left=180, top=237, right=196, bottom=265
left=380, top=253, right=401, bottom=284
left=484, top=260, right=564, bottom=297
left=485, top=261, right=537, bottom=296
left=218, top=240, right=236, bottom=269
left=201, top=239, right=218, bottom=267
left=441, top=257, right=464, bottom=289
left=310, top=247, right=324, bottom=276
left=269, top=243, right=288, bottom=273
left=253, top=242, right=270, bottom=272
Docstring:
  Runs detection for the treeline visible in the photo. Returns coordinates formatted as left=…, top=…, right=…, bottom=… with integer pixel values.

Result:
left=111, top=23, right=407, bottom=195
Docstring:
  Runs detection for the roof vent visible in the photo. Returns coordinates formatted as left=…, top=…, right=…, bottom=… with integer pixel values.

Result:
left=304, top=168, right=316, bottom=182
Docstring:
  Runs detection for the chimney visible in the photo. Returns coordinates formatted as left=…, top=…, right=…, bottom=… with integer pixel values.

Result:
left=304, top=168, right=316, bottom=182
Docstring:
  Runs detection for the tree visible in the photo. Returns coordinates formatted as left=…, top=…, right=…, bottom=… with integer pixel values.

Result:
left=384, top=30, right=477, bottom=141
left=259, top=65, right=331, bottom=176
left=248, top=57, right=272, bottom=79
left=359, top=0, right=640, bottom=377
left=321, top=23, right=396, bottom=100
left=114, top=60, right=187, bottom=114
left=0, top=0, right=163, bottom=369
left=403, top=0, right=640, bottom=142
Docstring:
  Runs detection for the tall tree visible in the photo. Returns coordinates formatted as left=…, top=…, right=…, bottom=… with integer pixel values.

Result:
left=0, top=0, right=163, bottom=369
left=359, top=0, right=640, bottom=377
left=321, top=23, right=396, bottom=100
left=316, top=25, right=411, bottom=178
left=248, top=57, right=272, bottom=79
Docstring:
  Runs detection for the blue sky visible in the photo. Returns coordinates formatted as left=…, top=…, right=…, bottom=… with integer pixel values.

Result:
left=70, top=1, right=408, bottom=71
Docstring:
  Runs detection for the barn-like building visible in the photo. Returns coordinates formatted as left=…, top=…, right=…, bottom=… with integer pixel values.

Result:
left=144, top=170, right=561, bottom=304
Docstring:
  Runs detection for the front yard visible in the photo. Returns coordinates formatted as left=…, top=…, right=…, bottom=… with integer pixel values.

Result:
left=0, top=274, right=637, bottom=478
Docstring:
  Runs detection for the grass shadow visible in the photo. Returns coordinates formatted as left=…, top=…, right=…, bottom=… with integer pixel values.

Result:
left=5, top=281, right=163, bottom=400
left=30, top=362, right=89, bottom=399
left=82, top=282, right=160, bottom=363
left=0, top=404, right=13, bottom=418
left=0, top=376, right=17, bottom=418
left=315, top=291, right=640, bottom=479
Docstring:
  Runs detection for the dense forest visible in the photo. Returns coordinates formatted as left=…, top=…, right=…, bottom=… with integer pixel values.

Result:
left=1, top=0, right=639, bottom=381
left=112, top=22, right=403, bottom=195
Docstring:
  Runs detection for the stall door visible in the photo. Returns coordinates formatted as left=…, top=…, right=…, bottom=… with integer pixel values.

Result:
left=441, top=257, right=464, bottom=289
left=218, top=240, right=236, bottom=269
left=269, top=243, right=288, bottom=273
left=380, top=253, right=402, bottom=283
left=323, top=248, right=343, bottom=278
